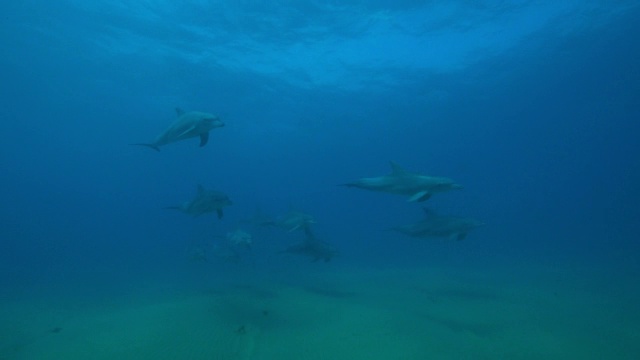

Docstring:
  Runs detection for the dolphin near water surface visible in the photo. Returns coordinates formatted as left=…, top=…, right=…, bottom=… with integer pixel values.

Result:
left=133, top=108, right=224, bottom=151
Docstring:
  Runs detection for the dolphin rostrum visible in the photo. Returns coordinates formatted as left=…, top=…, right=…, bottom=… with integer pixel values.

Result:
left=133, top=108, right=224, bottom=151
left=344, top=162, right=462, bottom=202
left=167, top=185, right=232, bottom=219
left=392, top=208, right=484, bottom=241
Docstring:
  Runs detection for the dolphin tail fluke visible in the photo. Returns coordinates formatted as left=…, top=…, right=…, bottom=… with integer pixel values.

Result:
left=131, top=143, right=160, bottom=151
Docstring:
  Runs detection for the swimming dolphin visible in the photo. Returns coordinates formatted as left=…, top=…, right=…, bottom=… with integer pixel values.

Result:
left=226, top=229, right=253, bottom=249
left=242, top=207, right=276, bottom=227
left=266, top=210, right=316, bottom=232
left=167, top=185, right=232, bottom=219
left=133, top=108, right=224, bottom=151
left=245, top=209, right=315, bottom=232
left=209, top=229, right=253, bottom=263
left=186, top=246, right=208, bottom=263
left=280, top=226, right=337, bottom=262
left=343, top=162, right=462, bottom=202
left=392, top=209, right=484, bottom=241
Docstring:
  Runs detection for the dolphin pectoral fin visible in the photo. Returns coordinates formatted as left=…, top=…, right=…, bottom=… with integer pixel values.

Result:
left=216, top=209, right=224, bottom=219
left=408, top=191, right=431, bottom=202
left=288, top=224, right=301, bottom=232
left=200, top=132, right=210, bottom=147
left=456, top=233, right=467, bottom=241
left=130, top=143, right=160, bottom=151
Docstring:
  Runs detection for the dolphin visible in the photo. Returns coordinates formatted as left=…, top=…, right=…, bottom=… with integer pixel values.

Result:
left=254, top=210, right=316, bottom=232
left=209, top=229, right=254, bottom=263
left=242, top=207, right=276, bottom=227
left=167, top=185, right=232, bottom=219
left=186, top=246, right=208, bottom=263
left=343, top=162, right=462, bottom=202
left=392, top=208, right=484, bottom=241
left=226, top=229, right=253, bottom=249
left=280, top=226, right=337, bottom=262
left=133, top=108, right=224, bottom=151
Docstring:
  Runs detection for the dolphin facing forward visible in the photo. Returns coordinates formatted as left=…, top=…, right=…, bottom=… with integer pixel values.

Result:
left=133, top=108, right=224, bottom=151
left=344, top=162, right=462, bottom=202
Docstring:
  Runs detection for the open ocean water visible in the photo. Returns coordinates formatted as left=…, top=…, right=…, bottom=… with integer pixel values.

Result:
left=1, top=1, right=639, bottom=359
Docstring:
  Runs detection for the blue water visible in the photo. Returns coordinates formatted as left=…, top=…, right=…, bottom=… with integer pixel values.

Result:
left=1, top=1, right=639, bottom=358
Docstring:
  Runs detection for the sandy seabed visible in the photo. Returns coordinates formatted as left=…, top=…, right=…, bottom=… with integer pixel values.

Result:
left=1, top=265, right=638, bottom=360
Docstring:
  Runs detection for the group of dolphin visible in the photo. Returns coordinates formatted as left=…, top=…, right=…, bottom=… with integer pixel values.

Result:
left=133, top=108, right=482, bottom=264
left=133, top=108, right=336, bottom=262
left=250, top=209, right=337, bottom=262
left=133, top=108, right=232, bottom=218
left=344, top=162, right=484, bottom=241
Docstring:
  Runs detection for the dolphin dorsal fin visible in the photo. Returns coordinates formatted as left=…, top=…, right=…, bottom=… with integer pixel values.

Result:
left=389, top=161, right=407, bottom=175
left=176, top=107, right=186, bottom=117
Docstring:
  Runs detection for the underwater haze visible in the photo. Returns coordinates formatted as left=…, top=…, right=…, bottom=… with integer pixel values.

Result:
left=1, top=1, right=639, bottom=359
